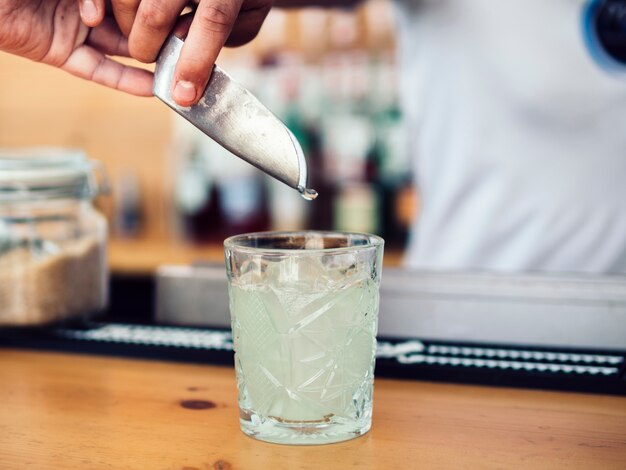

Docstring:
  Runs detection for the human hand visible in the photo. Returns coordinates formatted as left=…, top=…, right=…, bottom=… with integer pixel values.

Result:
left=0, top=0, right=152, bottom=96
left=78, top=0, right=272, bottom=106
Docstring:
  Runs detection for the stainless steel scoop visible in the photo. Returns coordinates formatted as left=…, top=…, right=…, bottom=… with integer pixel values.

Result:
left=153, top=35, right=317, bottom=200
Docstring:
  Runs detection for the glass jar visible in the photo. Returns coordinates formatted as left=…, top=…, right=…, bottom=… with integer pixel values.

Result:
left=0, top=148, right=109, bottom=326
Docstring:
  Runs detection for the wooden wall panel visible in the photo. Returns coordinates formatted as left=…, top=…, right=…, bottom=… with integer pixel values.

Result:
left=0, top=52, right=173, bottom=240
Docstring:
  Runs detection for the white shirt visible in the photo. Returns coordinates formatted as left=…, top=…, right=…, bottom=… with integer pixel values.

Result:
left=394, top=0, right=626, bottom=273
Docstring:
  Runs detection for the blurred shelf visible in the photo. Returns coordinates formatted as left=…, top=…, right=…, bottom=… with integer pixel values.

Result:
left=109, top=238, right=404, bottom=275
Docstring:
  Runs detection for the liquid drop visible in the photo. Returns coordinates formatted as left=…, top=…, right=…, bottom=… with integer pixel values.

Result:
left=299, top=187, right=318, bottom=201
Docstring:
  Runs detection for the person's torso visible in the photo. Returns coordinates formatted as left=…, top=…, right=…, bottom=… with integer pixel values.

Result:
left=394, top=0, right=626, bottom=273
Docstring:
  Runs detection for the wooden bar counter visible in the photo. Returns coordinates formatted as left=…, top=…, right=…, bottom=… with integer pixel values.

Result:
left=0, top=349, right=625, bottom=469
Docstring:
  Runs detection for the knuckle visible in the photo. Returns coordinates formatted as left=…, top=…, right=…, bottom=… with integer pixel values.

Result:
left=197, top=3, right=234, bottom=34
left=138, top=6, right=171, bottom=32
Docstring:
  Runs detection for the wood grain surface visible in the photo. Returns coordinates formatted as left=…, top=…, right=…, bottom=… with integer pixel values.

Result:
left=0, top=349, right=624, bottom=469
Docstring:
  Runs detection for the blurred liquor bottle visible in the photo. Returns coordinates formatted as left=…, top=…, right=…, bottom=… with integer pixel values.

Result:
left=258, top=51, right=312, bottom=232
left=370, top=54, right=415, bottom=247
left=172, top=118, right=270, bottom=244
left=322, top=14, right=381, bottom=236
left=113, top=169, right=144, bottom=239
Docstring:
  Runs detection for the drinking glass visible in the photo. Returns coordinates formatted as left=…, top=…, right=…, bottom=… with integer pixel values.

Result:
left=224, top=231, right=384, bottom=445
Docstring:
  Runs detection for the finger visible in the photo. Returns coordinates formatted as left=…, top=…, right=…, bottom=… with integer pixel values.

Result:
left=128, top=0, right=189, bottom=63
left=86, top=18, right=130, bottom=57
left=225, top=5, right=271, bottom=47
left=172, top=0, right=243, bottom=106
left=111, top=0, right=142, bottom=37
left=61, top=45, right=154, bottom=96
left=78, top=0, right=106, bottom=26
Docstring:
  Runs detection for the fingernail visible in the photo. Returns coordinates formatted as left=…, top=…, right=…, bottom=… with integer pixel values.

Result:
left=173, top=80, right=197, bottom=105
left=81, top=0, right=98, bottom=22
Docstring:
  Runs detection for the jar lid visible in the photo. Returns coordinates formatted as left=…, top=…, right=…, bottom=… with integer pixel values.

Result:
left=0, top=148, right=106, bottom=201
